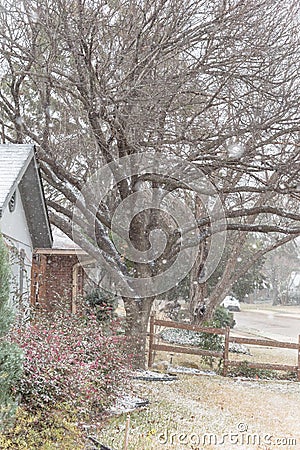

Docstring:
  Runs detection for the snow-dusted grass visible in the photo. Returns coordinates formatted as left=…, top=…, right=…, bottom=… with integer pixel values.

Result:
left=229, top=345, right=298, bottom=368
left=96, top=315, right=300, bottom=449
left=156, top=328, right=298, bottom=373
left=160, top=327, right=251, bottom=355
left=97, top=374, right=300, bottom=450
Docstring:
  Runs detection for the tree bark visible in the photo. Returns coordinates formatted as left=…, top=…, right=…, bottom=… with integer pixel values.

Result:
left=189, top=196, right=209, bottom=324
left=123, top=296, right=154, bottom=369
left=189, top=256, right=208, bottom=323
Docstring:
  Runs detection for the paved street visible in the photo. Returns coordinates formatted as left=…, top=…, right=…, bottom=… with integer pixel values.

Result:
left=233, top=306, right=300, bottom=342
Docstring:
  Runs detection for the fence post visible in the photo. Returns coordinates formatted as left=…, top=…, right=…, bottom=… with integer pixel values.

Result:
left=123, top=414, right=131, bottom=450
left=297, top=335, right=300, bottom=382
left=148, top=313, right=155, bottom=368
left=223, top=326, right=230, bottom=377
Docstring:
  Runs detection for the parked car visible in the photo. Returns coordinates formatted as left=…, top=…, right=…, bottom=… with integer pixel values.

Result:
left=220, top=295, right=241, bottom=312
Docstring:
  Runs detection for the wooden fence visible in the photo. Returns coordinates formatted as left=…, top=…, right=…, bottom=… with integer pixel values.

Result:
left=148, top=315, right=300, bottom=381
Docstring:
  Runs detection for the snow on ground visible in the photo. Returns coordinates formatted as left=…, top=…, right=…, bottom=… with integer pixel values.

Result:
left=109, top=393, right=149, bottom=415
left=160, top=327, right=251, bottom=354
left=98, top=373, right=300, bottom=450
left=168, top=366, right=216, bottom=376
left=131, top=370, right=178, bottom=381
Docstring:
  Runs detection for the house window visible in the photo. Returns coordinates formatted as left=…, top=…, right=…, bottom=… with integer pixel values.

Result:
left=8, top=191, right=16, bottom=212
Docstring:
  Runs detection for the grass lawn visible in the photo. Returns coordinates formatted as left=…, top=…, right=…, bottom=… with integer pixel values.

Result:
left=97, top=372, right=300, bottom=450
left=94, top=312, right=300, bottom=449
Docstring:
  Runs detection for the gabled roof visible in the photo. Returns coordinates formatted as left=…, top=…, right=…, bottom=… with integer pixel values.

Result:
left=0, top=144, right=53, bottom=248
left=0, top=144, right=34, bottom=210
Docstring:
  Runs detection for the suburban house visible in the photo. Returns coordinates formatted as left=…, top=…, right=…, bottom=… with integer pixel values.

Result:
left=0, top=143, right=99, bottom=313
left=0, top=144, right=52, bottom=305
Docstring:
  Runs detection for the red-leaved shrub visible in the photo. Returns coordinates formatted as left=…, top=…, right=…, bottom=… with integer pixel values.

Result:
left=9, top=310, right=130, bottom=417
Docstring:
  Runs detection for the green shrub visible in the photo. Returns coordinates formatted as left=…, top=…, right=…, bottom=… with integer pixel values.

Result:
left=0, top=405, right=85, bottom=449
left=85, top=288, right=118, bottom=322
left=0, top=342, right=23, bottom=430
left=200, top=307, right=234, bottom=349
left=212, top=306, right=235, bottom=329
left=199, top=306, right=234, bottom=368
left=0, top=233, right=23, bottom=431
left=0, top=234, right=12, bottom=334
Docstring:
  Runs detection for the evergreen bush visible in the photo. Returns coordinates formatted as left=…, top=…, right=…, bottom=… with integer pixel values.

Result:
left=85, top=288, right=118, bottom=322
left=0, top=233, right=23, bottom=431
left=199, top=306, right=235, bottom=368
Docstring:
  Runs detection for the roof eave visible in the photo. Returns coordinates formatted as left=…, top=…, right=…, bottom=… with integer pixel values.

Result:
left=19, top=154, right=53, bottom=249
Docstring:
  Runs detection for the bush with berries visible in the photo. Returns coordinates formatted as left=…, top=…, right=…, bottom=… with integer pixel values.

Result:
left=9, top=309, right=130, bottom=419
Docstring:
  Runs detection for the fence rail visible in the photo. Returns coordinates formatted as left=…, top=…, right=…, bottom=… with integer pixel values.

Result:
left=148, top=314, right=300, bottom=381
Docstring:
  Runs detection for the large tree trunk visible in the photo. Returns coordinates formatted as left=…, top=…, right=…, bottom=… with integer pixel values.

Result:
left=123, top=296, right=154, bottom=369
left=189, top=196, right=209, bottom=324
left=189, top=266, right=208, bottom=323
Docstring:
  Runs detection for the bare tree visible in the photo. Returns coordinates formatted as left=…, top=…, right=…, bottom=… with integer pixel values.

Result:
left=0, top=0, right=300, bottom=367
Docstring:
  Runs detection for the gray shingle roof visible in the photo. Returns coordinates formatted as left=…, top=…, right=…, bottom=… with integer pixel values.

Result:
left=0, top=144, right=52, bottom=248
left=0, top=144, right=34, bottom=210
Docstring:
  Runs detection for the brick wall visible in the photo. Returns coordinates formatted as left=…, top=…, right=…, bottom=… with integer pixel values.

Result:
left=31, top=252, right=85, bottom=312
